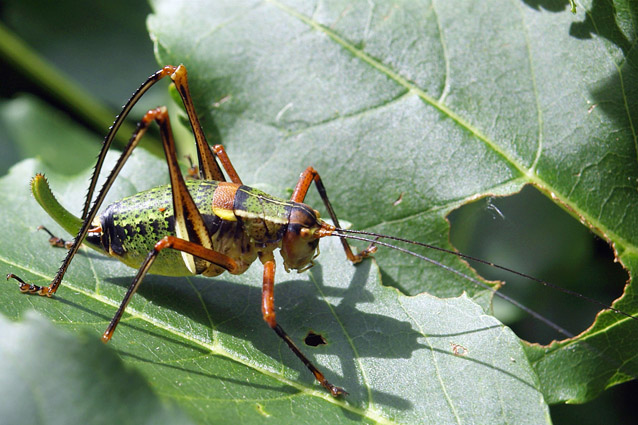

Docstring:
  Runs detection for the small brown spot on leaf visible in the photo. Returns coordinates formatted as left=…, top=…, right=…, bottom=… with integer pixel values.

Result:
left=451, top=343, right=468, bottom=357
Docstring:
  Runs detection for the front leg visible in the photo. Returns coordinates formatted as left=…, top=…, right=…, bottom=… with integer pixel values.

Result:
left=291, top=167, right=377, bottom=263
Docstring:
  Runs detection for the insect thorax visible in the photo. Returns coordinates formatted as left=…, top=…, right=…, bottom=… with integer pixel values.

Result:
left=232, top=185, right=293, bottom=244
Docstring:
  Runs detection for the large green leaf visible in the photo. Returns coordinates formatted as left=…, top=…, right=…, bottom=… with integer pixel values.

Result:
left=147, top=0, right=638, bottom=406
left=1, top=147, right=550, bottom=423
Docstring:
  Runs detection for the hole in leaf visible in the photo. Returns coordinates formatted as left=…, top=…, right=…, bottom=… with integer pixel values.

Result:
left=448, top=185, right=628, bottom=344
left=304, top=330, right=327, bottom=347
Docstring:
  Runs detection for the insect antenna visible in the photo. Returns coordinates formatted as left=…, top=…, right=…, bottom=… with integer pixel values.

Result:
left=332, top=228, right=637, bottom=324
left=329, top=229, right=638, bottom=383
left=336, top=229, right=638, bottom=321
left=328, top=231, right=577, bottom=339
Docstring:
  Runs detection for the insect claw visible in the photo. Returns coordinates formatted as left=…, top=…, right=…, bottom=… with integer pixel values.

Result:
left=7, top=273, right=54, bottom=297
left=362, top=242, right=378, bottom=256
left=184, top=154, right=200, bottom=179
left=7, top=273, right=24, bottom=284
left=37, top=225, right=72, bottom=248
left=8, top=273, right=32, bottom=293
left=326, top=383, right=348, bottom=397
left=352, top=238, right=378, bottom=263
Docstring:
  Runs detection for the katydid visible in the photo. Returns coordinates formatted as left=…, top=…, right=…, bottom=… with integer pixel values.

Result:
left=7, top=65, right=637, bottom=397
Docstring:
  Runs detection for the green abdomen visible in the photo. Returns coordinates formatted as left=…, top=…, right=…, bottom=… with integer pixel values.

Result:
left=92, top=180, right=242, bottom=276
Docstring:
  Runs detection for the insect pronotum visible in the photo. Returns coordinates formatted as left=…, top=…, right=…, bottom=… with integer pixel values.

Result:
left=7, top=65, right=637, bottom=398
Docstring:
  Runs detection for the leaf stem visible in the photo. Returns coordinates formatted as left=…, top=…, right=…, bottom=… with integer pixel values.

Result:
left=0, top=21, right=161, bottom=155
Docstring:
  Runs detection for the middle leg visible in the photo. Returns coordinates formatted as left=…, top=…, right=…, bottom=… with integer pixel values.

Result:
left=102, top=235, right=238, bottom=342
left=260, top=252, right=346, bottom=396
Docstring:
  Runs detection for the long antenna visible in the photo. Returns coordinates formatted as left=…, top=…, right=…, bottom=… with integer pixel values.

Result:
left=333, top=228, right=637, bottom=323
left=326, top=230, right=638, bottom=383
left=328, top=232, right=576, bottom=338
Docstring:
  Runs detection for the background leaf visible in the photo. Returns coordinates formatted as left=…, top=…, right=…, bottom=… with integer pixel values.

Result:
left=0, top=312, right=193, bottom=425
left=0, top=0, right=636, bottom=423
left=0, top=95, right=98, bottom=174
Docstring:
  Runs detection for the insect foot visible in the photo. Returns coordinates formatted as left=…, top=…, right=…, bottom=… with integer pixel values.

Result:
left=7, top=274, right=53, bottom=297
left=355, top=242, right=378, bottom=263
left=37, top=225, right=74, bottom=249
left=327, top=383, right=348, bottom=397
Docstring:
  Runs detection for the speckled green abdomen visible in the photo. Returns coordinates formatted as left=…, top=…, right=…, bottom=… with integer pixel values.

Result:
left=89, top=180, right=223, bottom=276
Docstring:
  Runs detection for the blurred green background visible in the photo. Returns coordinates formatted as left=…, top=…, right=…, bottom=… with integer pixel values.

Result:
left=0, top=1, right=634, bottom=423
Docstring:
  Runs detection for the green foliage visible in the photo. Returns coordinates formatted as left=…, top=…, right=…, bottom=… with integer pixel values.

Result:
left=0, top=312, right=193, bottom=425
left=0, top=0, right=637, bottom=423
left=0, top=148, right=551, bottom=423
